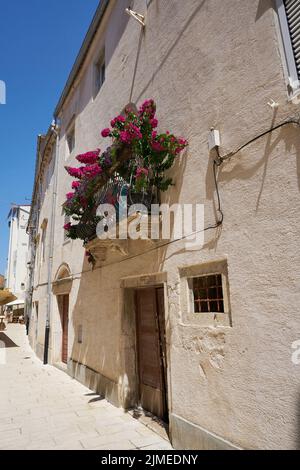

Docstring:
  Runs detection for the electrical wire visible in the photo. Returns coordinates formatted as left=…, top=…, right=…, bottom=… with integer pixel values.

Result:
left=217, top=117, right=300, bottom=162
left=80, top=116, right=300, bottom=272
left=212, top=157, right=224, bottom=227
left=45, top=115, right=300, bottom=279
left=64, top=157, right=224, bottom=276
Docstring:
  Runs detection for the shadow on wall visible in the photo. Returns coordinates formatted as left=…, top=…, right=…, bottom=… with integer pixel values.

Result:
left=0, top=332, right=19, bottom=348
left=60, top=0, right=132, bottom=139
left=60, top=0, right=207, bottom=140
left=66, top=107, right=225, bottom=406
left=69, top=246, right=168, bottom=409
left=212, top=119, right=300, bottom=211
left=134, top=0, right=207, bottom=104
left=255, top=0, right=274, bottom=21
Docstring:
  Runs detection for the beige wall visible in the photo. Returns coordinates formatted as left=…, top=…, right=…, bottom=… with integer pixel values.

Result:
left=29, top=144, right=55, bottom=360
left=29, top=0, right=300, bottom=449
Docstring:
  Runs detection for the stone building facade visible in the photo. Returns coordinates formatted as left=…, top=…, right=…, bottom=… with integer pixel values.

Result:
left=5, top=204, right=30, bottom=315
left=27, top=0, right=300, bottom=449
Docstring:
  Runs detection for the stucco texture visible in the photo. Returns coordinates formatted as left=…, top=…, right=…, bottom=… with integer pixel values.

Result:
left=29, top=0, right=300, bottom=450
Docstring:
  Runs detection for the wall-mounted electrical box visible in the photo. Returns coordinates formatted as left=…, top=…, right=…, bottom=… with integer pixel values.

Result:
left=208, top=129, right=220, bottom=151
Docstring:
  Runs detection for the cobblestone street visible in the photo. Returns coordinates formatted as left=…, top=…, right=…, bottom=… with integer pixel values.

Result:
left=0, top=325, right=172, bottom=450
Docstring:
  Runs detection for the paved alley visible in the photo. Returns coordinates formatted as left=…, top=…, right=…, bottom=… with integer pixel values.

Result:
left=0, top=324, right=172, bottom=450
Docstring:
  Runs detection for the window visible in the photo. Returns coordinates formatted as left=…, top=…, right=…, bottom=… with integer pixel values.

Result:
left=64, top=214, right=70, bottom=242
left=34, top=234, right=40, bottom=274
left=94, top=51, right=105, bottom=96
left=66, top=124, right=75, bottom=155
left=192, top=274, right=224, bottom=313
left=276, top=0, right=300, bottom=93
left=78, top=325, right=83, bottom=344
left=40, top=219, right=48, bottom=264
left=35, top=302, right=39, bottom=340
left=180, top=259, right=231, bottom=326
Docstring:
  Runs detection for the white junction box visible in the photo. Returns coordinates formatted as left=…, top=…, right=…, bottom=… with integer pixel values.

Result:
left=208, top=129, right=220, bottom=151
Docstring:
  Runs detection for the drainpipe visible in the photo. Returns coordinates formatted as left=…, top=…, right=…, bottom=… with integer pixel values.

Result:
left=43, top=120, right=60, bottom=365
left=6, top=211, right=14, bottom=290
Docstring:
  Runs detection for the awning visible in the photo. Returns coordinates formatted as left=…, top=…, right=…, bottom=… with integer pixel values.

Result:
left=5, top=299, right=24, bottom=307
left=0, top=289, right=17, bottom=306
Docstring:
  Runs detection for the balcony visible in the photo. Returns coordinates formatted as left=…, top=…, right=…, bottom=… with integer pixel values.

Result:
left=79, top=177, right=161, bottom=263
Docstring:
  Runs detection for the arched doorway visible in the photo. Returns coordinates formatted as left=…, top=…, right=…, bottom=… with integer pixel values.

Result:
left=53, top=264, right=72, bottom=364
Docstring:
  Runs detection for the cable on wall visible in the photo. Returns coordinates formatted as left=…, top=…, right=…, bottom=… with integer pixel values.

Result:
left=45, top=115, right=300, bottom=279
left=216, top=116, right=300, bottom=163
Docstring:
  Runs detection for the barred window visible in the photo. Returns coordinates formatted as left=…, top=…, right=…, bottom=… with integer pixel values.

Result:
left=192, top=274, right=224, bottom=313
left=64, top=214, right=70, bottom=242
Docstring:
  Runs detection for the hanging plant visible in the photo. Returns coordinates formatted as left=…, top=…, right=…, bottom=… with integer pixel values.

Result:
left=63, top=99, right=188, bottom=242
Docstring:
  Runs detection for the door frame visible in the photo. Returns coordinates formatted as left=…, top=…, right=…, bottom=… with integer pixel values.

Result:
left=134, top=284, right=169, bottom=422
left=58, top=294, right=69, bottom=364
left=121, top=273, right=171, bottom=419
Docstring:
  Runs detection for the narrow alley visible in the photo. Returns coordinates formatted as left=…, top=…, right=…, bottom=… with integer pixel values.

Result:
left=0, top=325, right=172, bottom=450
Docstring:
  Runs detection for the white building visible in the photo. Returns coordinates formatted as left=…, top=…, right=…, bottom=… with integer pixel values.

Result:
left=6, top=205, right=30, bottom=315
left=27, top=0, right=300, bottom=450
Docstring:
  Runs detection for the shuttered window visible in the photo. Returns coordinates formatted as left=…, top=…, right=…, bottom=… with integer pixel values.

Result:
left=285, top=1, right=300, bottom=78
left=276, top=0, right=300, bottom=92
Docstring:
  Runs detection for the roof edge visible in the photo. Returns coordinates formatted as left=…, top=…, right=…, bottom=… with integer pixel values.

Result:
left=54, top=0, right=109, bottom=118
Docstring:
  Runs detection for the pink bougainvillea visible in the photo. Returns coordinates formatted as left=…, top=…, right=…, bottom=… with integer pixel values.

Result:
left=111, top=115, right=126, bottom=128
left=72, top=180, right=81, bottom=190
left=63, top=98, right=188, bottom=241
left=138, top=99, right=156, bottom=119
left=101, top=128, right=111, bottom=138
left=136, top=167, right=149, bottom=179
left=76, top=149, right=100, bottom=164
left=83, top=164, right=102, bottom=178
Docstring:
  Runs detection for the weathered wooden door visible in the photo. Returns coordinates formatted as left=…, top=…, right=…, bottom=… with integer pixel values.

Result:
left=61, top=295, right=69, bottom=364
left=135, top=287, right=168, bottom=421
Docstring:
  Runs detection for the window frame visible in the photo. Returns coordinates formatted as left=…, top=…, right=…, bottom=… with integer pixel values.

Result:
left=40, top=219, right=48, bottom=265
left=275, top=0, right=300, bottom=95
left=63, top=214, right=71, bottom=243
left=94, top=50, right=106, bottom=97
left=66, top=119, right=76, bottom=156
left=189, top=273, right=225, bottom=314
left=179, top=259, right=232, bottom=327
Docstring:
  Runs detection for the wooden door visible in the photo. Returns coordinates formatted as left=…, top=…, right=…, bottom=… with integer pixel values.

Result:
left=61, top=295, right=69, bottom=364
left=135, top=287, right=168, bottom=420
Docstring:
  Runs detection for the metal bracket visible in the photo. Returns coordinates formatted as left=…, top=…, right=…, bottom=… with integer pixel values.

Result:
left=125, top=7, right=146, bottom=27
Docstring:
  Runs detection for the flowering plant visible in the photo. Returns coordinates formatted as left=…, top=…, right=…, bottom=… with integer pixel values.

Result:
left=63, top=99, right=188, bottom=240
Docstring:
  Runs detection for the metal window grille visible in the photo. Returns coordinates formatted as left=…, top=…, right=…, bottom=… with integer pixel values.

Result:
left=64, top=214, right=70, bottom=241
left=192, top=274, right=224, bottom=313
left=276, top=0, right=300, bottom=90
left=284, top=0, right=300, bottom=81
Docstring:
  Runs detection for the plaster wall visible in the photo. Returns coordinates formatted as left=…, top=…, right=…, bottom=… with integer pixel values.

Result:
left=30, top=0, right=300, bottom=449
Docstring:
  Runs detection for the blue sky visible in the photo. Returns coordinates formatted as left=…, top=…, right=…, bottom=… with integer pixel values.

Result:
left=0, top=0, right=99, bottom=274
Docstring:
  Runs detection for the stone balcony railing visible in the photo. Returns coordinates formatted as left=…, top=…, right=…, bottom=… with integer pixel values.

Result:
left=85, top=211, right=161, bottom=263
left=80, top=176, right=161, bottom=263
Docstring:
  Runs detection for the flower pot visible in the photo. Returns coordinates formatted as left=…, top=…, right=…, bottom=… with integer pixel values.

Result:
left=75, top=223, right=97, bottom=241
left=128, top=190, right=155, bottom=212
